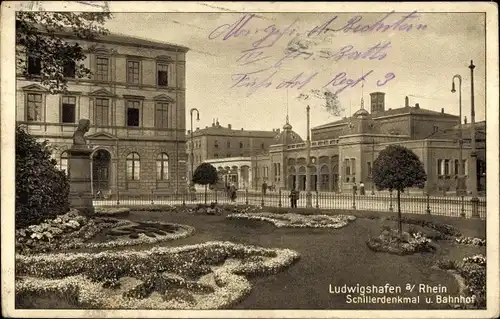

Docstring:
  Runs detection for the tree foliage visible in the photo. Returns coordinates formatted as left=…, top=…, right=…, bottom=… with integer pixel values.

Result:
left=373, top=145, right=427, bottom=236
left=373, top=145, right=427, bottom=192
left=192, top=163, right=218, bottom=205
left=16, top=125, right=70, bottom=228
left=297, top=88, right=344, bottom=117
left=192, top=163, right=218, bottom=186
left=16, top=12, right=112, bottom=94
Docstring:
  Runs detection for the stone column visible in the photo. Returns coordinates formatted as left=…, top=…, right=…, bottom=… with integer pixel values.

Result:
left=248, top=167, right=252, bottom=189
left=110, top=158, right=118, bottom=198
left=68, top=145, right=94, bottom=216
left=237, top=167, right=242, bottom=188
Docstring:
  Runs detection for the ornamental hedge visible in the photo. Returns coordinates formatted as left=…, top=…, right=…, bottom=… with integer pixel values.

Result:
left=15, top=125, right=70, bottom=228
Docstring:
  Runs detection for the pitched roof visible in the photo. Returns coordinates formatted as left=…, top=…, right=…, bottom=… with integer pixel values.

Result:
left=312, top=106, right=458, bottom=130
left=426, top=121, right=486, bottom=141
left=189, top=125, right=278, bottom=138
left=35, top=25, right=189, bottom=52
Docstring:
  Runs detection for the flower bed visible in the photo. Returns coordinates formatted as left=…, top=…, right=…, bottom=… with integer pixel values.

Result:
left=16, top=241, right=300, bottom=309
left=94, top=207, right=131, bottom=218
left=436, top=254, right=486, bottom=309
left=382, top=216, right=461, bottom=237
left=366, top=229, right=436, bottom=255
left=16, top=210, right=195, bottom=254
left=454, top=236, right=486, bottom=246
left=226, top=212, right=356, bottom=229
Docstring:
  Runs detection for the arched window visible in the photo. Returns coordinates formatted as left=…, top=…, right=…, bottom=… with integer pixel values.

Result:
left=156, top=153, right=169, bottom=180
left=60, top=151, right=69, bottom=175
left=214, top=140, right=219, bottom=148
left=239, top=142, right=243, bottom=148
left=126, top=152, right=140, bottom=180
left=227, top=141, right=231, bottom=148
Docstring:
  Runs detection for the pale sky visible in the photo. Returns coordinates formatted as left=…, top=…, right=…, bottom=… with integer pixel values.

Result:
left=105, top=10, right=486, bottom=138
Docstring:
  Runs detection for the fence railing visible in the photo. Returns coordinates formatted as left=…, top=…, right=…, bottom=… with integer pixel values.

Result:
left=93, top=189, right=487, bottom=219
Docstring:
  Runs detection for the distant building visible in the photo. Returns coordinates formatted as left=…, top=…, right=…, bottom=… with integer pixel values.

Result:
left=16, top=31, right=189, bottom=197
left=204, top=92, right=486, bottom=195
left=186, top=119, right=280, bottom=188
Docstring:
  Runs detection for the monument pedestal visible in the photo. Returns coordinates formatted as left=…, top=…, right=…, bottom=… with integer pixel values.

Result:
left=68, top=145, right=95, bottom=217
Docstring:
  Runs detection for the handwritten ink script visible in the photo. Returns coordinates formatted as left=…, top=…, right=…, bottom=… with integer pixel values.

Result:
left=208, top=11, right=427, bottom=97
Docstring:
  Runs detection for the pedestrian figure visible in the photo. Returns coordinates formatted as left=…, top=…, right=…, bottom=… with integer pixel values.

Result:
left=262, top=181, right=267, bottom=195
left=360, top=181, right=365, bottom=195
left=352, top=182, right=358, bottom=195
left=230, top=184, right=237, bottom=202
left=289, top=188, right=299, bottom=208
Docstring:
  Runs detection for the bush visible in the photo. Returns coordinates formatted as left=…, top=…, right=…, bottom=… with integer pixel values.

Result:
left=16, top=125, right=69, bottom=228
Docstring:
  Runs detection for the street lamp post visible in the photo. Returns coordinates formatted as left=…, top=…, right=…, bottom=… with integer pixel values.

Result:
left=371, top=137, right=375, bottom=195
left=305, top=105, right=312, bottom=208
left=468, top=60, right=480, bottom=218
left=451, top=74, right=465, bottom=198
left=189, top=108, right=200, bottom=184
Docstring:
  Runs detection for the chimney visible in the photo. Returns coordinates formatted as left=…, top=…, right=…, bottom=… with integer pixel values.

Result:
left=212, top=119, right=215, bottom=127
left=405, top=96, right=409, bottom=107
left=441, top=108, right=444, bottom=114
left=196, top=127, right=200, bottom=131
left=276, top=128, right=280, bottom=134
left=205, top=126, right=208, bottom=129
left=464, top=116, right=468, bottom=124
left=187, top=130, right=191, bottom=134
left=370, top=92, right=385, bottom=114
left=415, top=103, right=420, bottom=109
left=241, top=128, right=244, bottom=130
left=228, top=124, right=232, bottom=129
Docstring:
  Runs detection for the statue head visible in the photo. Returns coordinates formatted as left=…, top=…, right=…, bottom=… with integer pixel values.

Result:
left=77, top=119, right=90, bottom=133
left=73, top=119, right=91, bottom=146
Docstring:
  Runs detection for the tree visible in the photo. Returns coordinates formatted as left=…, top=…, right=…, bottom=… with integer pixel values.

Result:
left=16, top=125, right=70, bottom=228
left=192, top=163, right=219, bottom=205
left=16, top=12, right=112, bottom=94
left=297, top=88, right=344, bottom=117
left=372, top=145, right=427, bottom=236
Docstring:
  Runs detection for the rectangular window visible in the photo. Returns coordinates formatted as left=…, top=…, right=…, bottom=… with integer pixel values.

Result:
left=96, top=57, right=109, bottom=81
left=26, top=93, right=43, bottom=121
left=126, top=100, right=140, bottom=127
left=27, top=56, right=41, bottom=75
left=95, top=98, right=109, bottom=126
left=127, top=60, right=140, bottom=84
left=367, top=162, right=372, bottom=176
left=454, top=160, right=459, bottom=175
left=437, top=159, right=443, bottom=175
left=444, top=159, right=450, bottom=175
left=155, top=102, right=169, bottom=128
left=63, top=61, right=76, bottom=78
left=157, top=63, right=169, bottom=86
left=61, top=96, right=76, bottom=123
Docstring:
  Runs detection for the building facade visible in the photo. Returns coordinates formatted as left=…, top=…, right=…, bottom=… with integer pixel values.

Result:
left=204, top=92, right=486, bottom=195
left=186, top=119, right=280, bottom=186
left=16, top=32, right=189, bottom=197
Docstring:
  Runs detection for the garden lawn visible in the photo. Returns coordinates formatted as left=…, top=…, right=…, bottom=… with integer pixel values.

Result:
left=106, top=209, right=486, bottom=310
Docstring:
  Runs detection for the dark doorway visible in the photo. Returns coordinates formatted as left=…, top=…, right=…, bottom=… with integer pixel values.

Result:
left=92, top=149, right=111, bottom=195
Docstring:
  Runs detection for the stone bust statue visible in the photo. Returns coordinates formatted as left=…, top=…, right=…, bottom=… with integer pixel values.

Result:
left=73, top=119, right=91, bottom=145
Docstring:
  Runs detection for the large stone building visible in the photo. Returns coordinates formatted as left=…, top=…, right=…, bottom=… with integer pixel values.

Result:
left=16, top=31, right=189, bottom=197
left=186, top=119, right=280, bottom=187
left=202, top=92, right=486, bottom=195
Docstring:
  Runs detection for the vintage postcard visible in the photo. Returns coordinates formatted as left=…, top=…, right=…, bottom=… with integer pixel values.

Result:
left=1, top=1, right=499, bottom=318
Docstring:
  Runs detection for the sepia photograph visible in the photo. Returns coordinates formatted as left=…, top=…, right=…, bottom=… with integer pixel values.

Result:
left=1, top=1, right=498, bottom=318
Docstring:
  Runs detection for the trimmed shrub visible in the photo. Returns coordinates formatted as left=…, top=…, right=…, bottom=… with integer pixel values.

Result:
left=16, top=125, right=69, bottom=228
